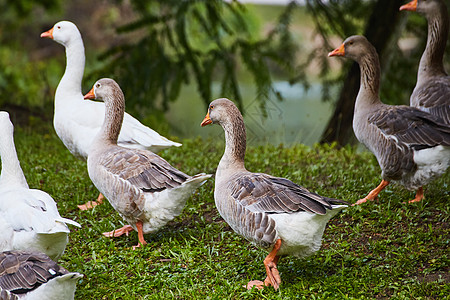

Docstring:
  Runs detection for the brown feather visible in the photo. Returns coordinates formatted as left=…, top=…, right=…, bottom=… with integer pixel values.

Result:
left=0, top=251, right=68, bottom=295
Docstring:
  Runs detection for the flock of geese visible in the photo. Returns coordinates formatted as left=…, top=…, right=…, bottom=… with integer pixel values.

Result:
left=0, top=0, right=449, bottom=298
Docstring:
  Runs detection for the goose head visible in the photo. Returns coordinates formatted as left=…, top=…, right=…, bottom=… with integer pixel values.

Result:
left=200, top=98, right=241, bottom=127
left=328, top=35, right=375, bottom=62
left=400, top=0, right=445, bottom=16
left=84, top=78, right=122, bottom=102
left=40, top=21, right=81, bottom=47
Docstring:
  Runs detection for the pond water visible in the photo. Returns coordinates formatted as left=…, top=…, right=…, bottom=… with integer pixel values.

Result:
left=166, top=81, right=334, bottom=146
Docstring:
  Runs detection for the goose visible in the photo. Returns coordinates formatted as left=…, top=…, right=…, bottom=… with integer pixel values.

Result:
left=0, top=250, right=82, bottom=300
left=400, top=0, right=450, bottom=124
left=84, top=78, right=211, bottom=249
left=40, top=21, right=182, bottom=210
left=328, top=35, right=450, bottom=204
left=200, top=98, right=348, bottom=290
left=0, top=111, right=81, bottom=261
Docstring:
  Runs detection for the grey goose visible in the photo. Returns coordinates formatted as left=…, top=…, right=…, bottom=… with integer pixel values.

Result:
left=84, top=78, right=211, bottom=249
left=400, top=0, right=450, bottom=124
left=328, top=35, right=450, bottom=204
left=201, top=98, right=347, bottom=290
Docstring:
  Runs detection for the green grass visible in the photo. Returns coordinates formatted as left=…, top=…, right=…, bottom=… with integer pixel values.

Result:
left=10, top=120, right=449, bottom=299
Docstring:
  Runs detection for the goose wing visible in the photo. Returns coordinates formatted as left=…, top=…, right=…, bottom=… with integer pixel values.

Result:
left=98, top=147, right=190, bottom=192
left=228, top=173, right=346, bottom=215
left=119, top=112, right=182, bottom=151
left=0, top=250, right=68, bottom=294
left=368, top=105, right=450, bottom=149
left=413, top=77, right=450, bottom=124
left=0, top=189, right=78, bottom=233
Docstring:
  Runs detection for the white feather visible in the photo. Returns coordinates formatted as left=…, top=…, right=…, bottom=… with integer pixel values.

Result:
left=270, top=205, right=347, bottom=257
left=0, top=112, right=80, bottom=261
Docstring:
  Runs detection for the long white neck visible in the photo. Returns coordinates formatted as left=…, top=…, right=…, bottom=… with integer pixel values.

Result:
left=0, top=129, right=28, bottom=189
left=54, top=36, right=85, bottom=110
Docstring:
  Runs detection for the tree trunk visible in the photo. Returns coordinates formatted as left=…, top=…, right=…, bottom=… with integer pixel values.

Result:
left=320, top=0, right=407, bottom=145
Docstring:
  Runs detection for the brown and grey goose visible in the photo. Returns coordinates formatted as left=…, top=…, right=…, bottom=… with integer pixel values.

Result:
left=400, top=0, right=450, bottom=124
left=0, top=250, right=82, bottom=300
left=201, top=98, right=347, bottom=290
left=328, top=35, right=450, bottom=204
left=84, top=78, right=211, bottom=249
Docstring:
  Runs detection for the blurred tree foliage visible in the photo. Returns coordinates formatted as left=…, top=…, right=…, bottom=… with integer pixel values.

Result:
left=95, top=0, right=299, bottom=116
left=1, top=0, right=448, bottom=145
left=0, top=0, right=61, bottom=110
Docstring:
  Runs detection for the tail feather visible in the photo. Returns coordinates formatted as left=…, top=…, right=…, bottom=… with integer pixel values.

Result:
left=184, top=173, right=212, bottom=189
left=57, top=218, right=81, bottom=228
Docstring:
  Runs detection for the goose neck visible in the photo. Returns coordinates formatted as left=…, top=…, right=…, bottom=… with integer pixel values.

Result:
left=94, top=94, right=125, bottom=147
left=355, top=53, right=382, bottom=106
left=0, top=133, right=28, bottom=188
left=55, top=38, right=85, bottom=101
left=219, top=115, right=246, bottom=171
left=419, top=8, right=448, bottom=78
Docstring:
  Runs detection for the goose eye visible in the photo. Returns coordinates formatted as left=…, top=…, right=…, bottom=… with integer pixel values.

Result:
left=210, top=105, right=214, bottom=110
left=95, top=83, right=101, bottom=88
left=57, top=25, right=61, bottom=29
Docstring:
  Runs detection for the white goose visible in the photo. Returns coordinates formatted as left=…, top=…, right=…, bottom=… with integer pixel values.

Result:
left=0, top=250, right=82, bottom=300
left=201, top=98, right=347, bottom=290
left=0, top=112, right=80, bottom=261
left=40, top=21, right=181, bottom=209
left=84, top=78, right=211, bottom=249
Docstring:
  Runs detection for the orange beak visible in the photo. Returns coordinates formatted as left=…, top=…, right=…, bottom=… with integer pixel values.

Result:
left=399, top=0, right=417, bottom=11
left=328, top=43, right=345, bottom=57
left=40, top=27, right=54, bottom=39
left=200, top=111, right=212, bottom=127
left=84, top=87, right=95, bottom=100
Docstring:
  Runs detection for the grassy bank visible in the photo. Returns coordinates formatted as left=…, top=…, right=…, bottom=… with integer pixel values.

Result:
left=11, top=121, right=449, bottom=299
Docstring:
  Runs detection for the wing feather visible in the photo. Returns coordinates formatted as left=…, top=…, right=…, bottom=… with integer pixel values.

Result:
left=412, top=77, right=450, bottom=124
left=0, top=251, right=68, bottom=294
left=368, top=105, right=450, bottom=148
left=228, top=173, right=346, bottom=215
left=98, top=147, right=190, bottom=192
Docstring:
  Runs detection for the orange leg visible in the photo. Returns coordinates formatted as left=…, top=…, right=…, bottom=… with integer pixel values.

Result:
left=103, top=225, right=134, bottom=238
left=246, top=239, right=282, bottom=290
left=132, top=221, right=147, bottom=250
left=409, top=187, right=424, bottom=203
left=78, top=193, right=105, bottom=210
left=353, top=180, right=390, bottom=206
